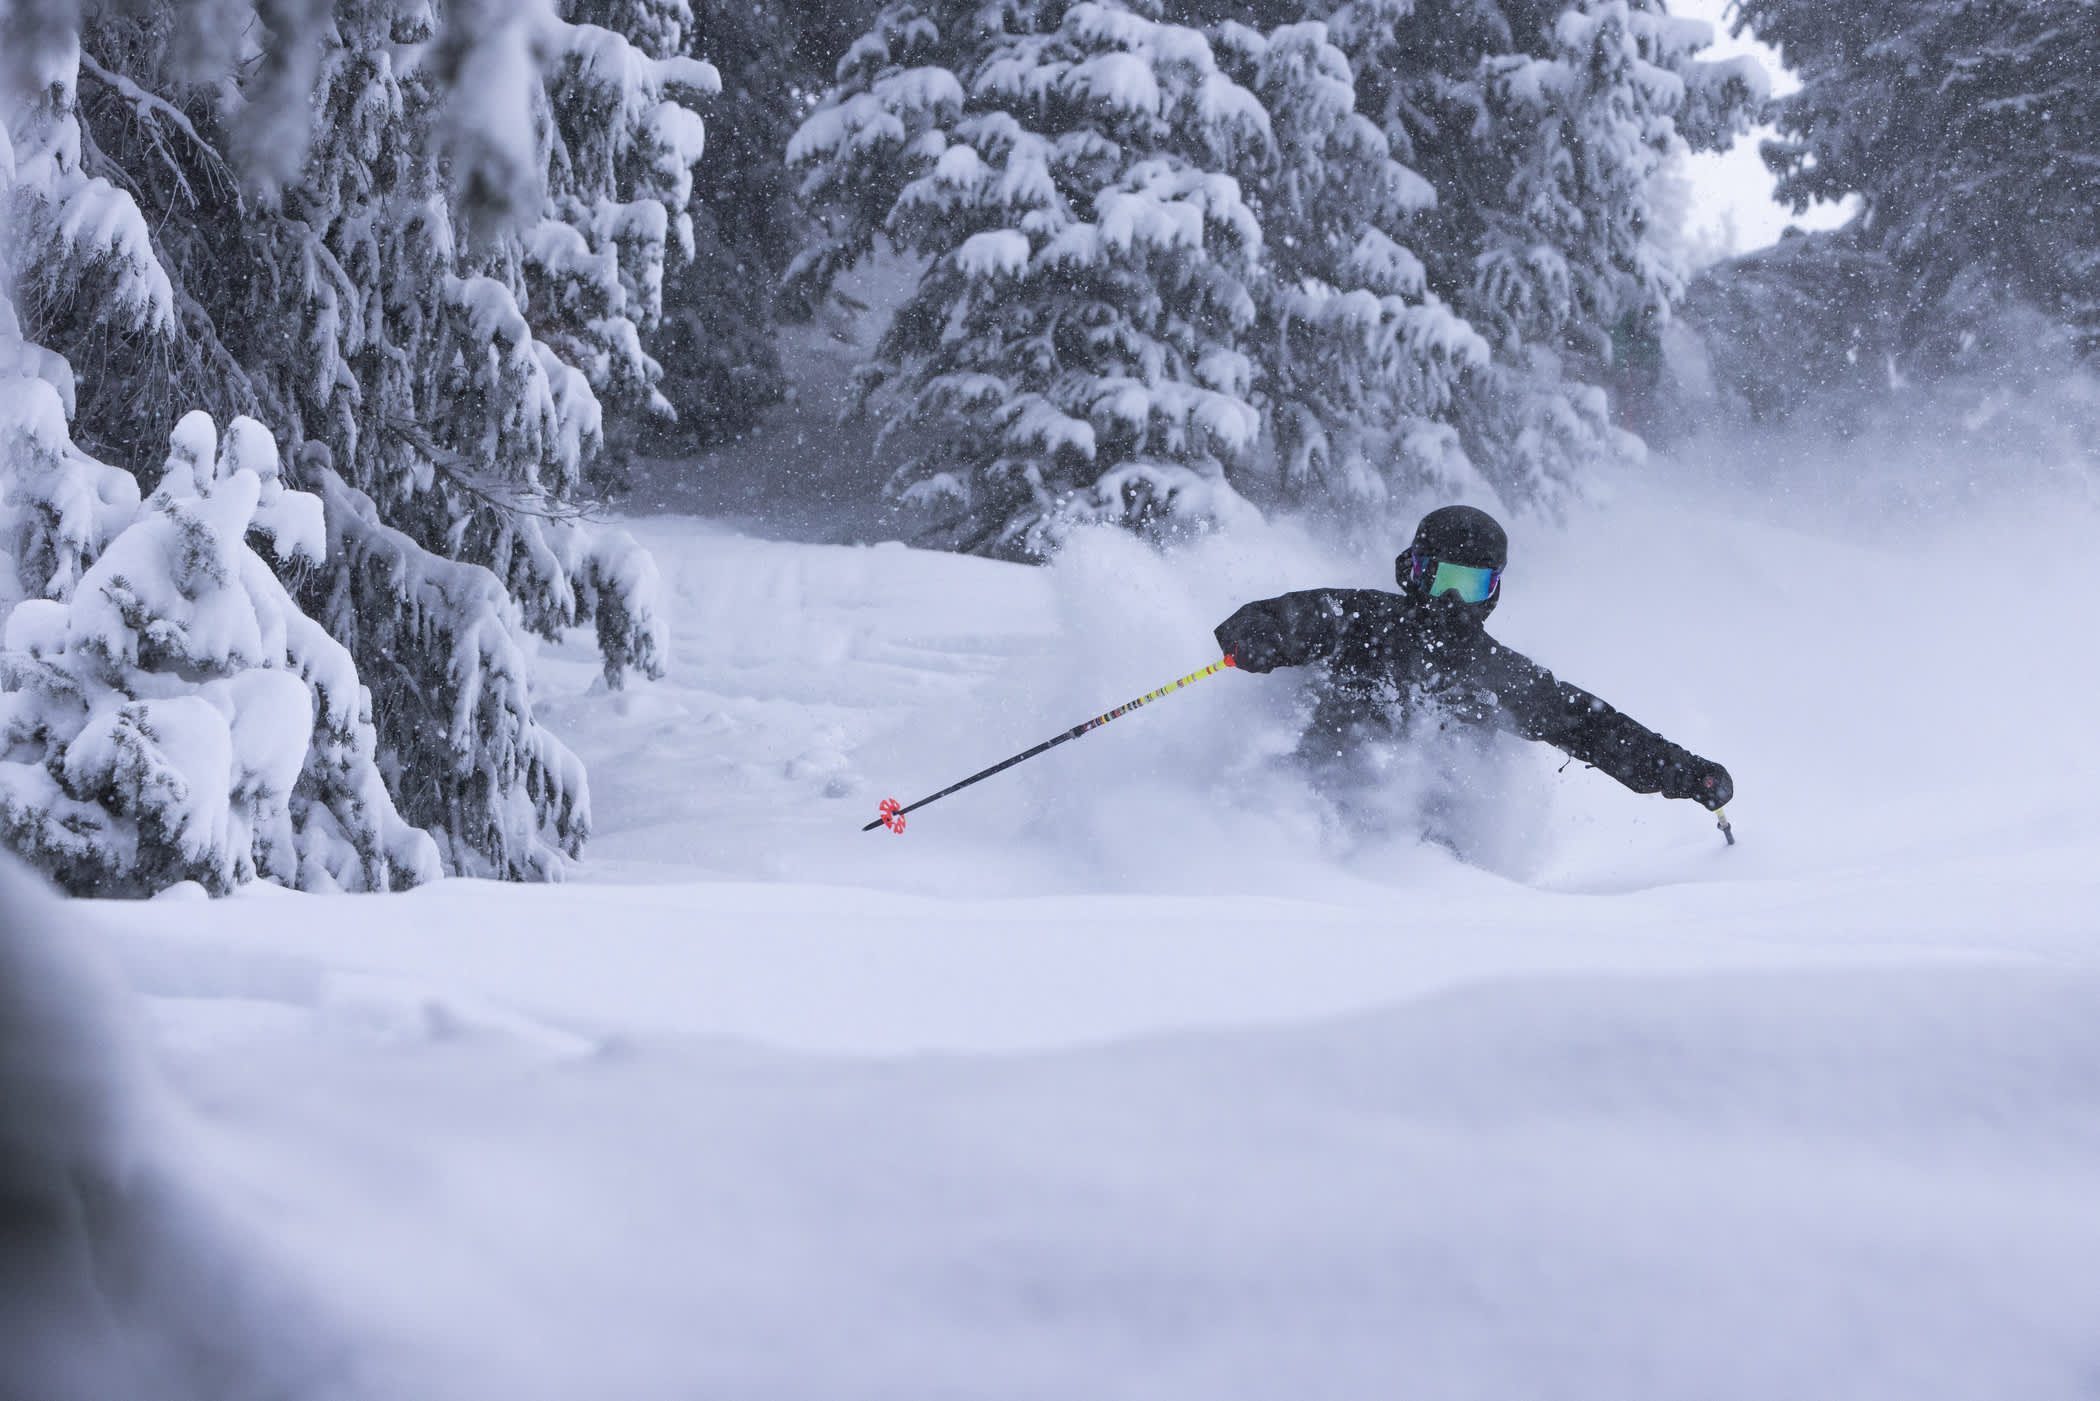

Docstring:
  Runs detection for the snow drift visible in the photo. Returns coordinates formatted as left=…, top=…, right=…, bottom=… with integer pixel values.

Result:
left=48, top=454, right=2100, bottom=1400
left=0, top=856, right=338, bottom=1401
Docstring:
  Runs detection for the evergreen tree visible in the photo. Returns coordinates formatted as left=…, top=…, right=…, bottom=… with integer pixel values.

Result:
left=0, top=408, right=444, bottom=895
left=792, top=0, right=1268, bottom=555
left=787, top=0, right=1487, bottom=555
left=535, top=0, right=718, bottom=490
left=1738, top=0, right=2100, bottom=355
left=1217, top=19, right=1489, bottom=509
left=1325, top=0, right=1763, bottom=505
left=3, top=0, right=714, bottom=888
left=645, top=0, right=806, bottom=455
left=1, top=29, right=437, bottom=893
left=793, top=0, right=1758, bottom=547
left=1675, top=229, right=1903, bottom=429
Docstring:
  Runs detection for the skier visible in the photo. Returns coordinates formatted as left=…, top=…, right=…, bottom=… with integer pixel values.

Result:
left=1213, top=505, right=1733, bottom=823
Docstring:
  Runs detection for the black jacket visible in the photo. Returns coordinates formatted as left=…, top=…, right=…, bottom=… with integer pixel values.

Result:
left=1215, top=588, right=1724, bottom=803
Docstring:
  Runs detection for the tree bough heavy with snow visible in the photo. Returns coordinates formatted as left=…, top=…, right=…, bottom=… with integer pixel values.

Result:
left=1659, top=0, right=2100, bottom=474
left=1739, top=0, right=2100, bottom=350
left=792, top=0, right=1759, bottom=549
left=0, top=402, right=442, bottom=895
left=788, top=0, right=1491, bottom=556
left=1324, top=0, right=1763, bottom=507
left=1220, top=19, right=1489, bottom=510
left=0, top=0, right=714, bottom=892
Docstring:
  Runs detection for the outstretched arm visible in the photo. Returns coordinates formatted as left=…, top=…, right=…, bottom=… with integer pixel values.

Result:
left=1488, top=648, right=1733, bottom=808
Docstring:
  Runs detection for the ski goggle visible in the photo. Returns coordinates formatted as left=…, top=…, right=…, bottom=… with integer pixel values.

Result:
left=1407, top=550, right=1501, bottom=603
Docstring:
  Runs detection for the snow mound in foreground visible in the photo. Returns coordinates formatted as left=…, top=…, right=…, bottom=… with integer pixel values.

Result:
left=61, top=472, right=2100, bottom=1401
left=0, top=857, right=336, bottom=1401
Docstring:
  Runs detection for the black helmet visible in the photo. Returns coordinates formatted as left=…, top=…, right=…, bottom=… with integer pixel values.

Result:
left=1396, top=505, right=1508, bottom=619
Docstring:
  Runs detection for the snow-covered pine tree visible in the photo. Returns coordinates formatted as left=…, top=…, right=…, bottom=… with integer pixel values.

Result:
left=789, top=0, right=1492, bottom=553
left=641, top=0, right=892, bottom=456
left=12, top=0, right=713, bottom=881
left=789, top=0, right=1273, bottom=555
left=0, top=406, right=444, bottom=895
left=1321, top=0, right=1761, bottom=506
left=782, top=0, right=965, bottom=325
left=1674, top=230, right=1905, bottom=430
left=645, top=0, right=813, bottom=455
left=1212, top=19, right=1489, bottom=511
left=1739, top=0, right=2100, bottom=356
left=1, top=22, right=438, bottom=892
left=536, top=0, right=717, bottom=488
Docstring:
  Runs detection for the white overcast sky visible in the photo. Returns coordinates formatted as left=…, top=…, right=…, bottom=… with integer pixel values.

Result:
left=1671, top=0, right=1856, bottom=259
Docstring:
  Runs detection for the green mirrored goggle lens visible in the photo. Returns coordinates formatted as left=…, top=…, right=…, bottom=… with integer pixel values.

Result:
left=1428, top=560, right=1499, bottom=603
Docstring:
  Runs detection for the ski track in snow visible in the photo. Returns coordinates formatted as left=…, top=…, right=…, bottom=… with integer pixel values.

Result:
left=36, top=489, right=2100, bottom=1400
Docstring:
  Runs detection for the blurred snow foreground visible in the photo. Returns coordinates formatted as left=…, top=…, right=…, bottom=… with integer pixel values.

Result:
left=0, top=857, right=337, bottom=1401
left=3, top=489, right=2092, bottom=1399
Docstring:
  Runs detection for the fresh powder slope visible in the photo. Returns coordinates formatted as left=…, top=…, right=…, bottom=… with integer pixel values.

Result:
left=48, top=476, right=2100, bottom=1400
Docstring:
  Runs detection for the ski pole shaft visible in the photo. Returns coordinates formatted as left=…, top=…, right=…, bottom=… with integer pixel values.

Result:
left=865, top=655, right=1237, bottom=833
left=1715, top=807, right=1735, bottom=846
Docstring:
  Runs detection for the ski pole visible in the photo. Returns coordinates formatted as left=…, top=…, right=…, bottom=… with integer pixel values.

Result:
left=865, top=655, right=1238, bottom=833
left=1715, top=807, right=1734, bottom=846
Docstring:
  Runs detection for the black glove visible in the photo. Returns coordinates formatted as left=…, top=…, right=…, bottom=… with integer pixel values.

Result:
left=1666, top=757, right=1733, bottom=811
left=1213, top=602, right=1292, bottom=674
